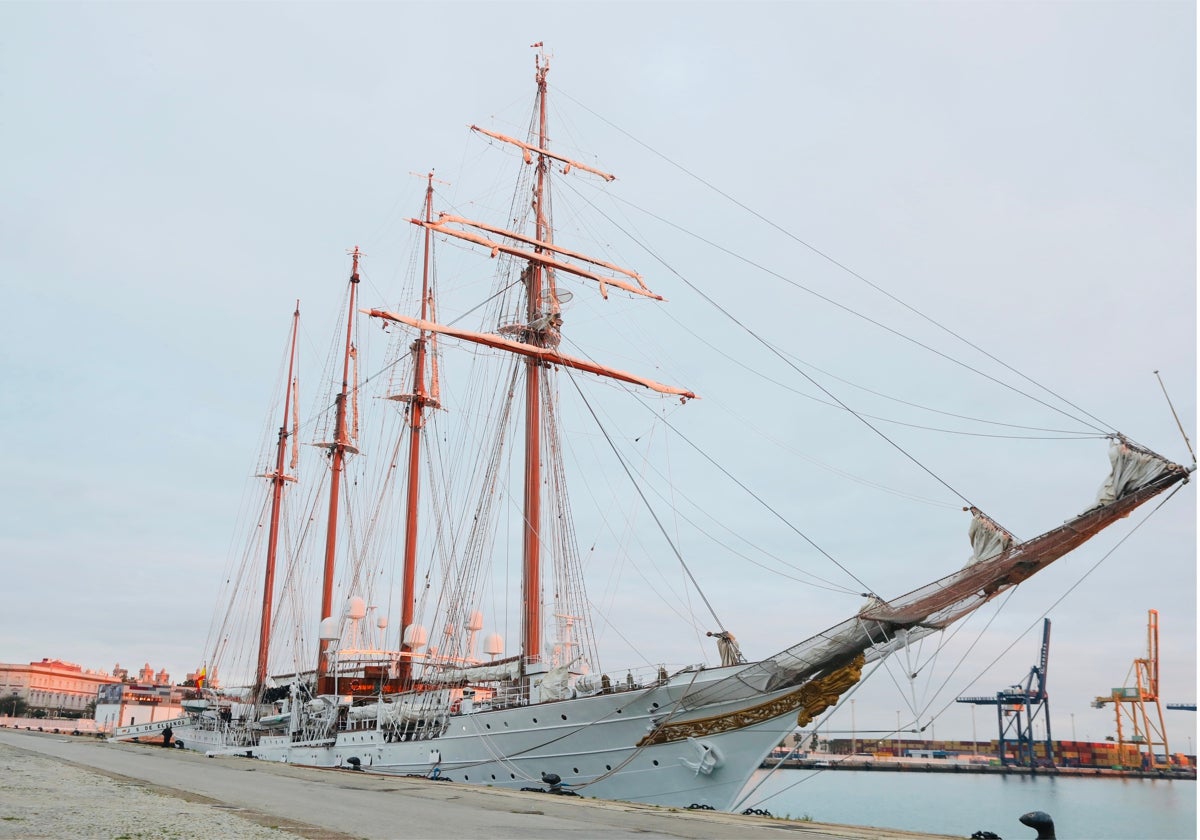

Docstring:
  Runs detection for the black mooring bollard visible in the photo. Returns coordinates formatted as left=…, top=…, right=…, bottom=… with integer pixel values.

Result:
left=1019, top=810, right=1055, bottom=840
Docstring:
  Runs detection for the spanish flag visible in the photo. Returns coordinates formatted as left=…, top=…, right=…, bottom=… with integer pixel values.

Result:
left=196, top=666, right=206, bottom=689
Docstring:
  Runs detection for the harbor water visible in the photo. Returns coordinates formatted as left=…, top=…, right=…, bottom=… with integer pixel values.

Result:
left=743, top=768, right=1196, bottom=839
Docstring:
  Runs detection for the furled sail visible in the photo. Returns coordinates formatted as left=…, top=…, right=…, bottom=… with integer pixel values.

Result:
left=420, top=660, right=521, bottom=685
left=1095, top=437, right=1179, bottom=507
left=966, top=508, right=1015, bottom=566
left=346, top=692, right=453, bottom=723
left=679, top=440, right=1189, bottom=711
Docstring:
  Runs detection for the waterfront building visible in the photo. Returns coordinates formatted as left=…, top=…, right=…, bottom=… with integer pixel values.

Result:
left=0, top=659, right=122, bottom=716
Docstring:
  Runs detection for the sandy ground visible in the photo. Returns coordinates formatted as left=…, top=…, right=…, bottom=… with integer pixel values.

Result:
left=0, top=741, right=302, bottom=840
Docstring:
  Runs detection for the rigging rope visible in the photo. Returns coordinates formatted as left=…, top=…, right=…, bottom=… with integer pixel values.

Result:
left=661, top=309, right=1105, bottom=440
left=536, top=328, right=876, bottom=592
left=561, top=395, right=862, bottom=593
left=563, top=371, right=729, bottom=632
left=558, top=178, right=983, bottom=509
left=553, top=85, right=1117, bottom=437
left=638, top=404, right=877, bottom=595
left=873, top=588, right=1019, bottom=735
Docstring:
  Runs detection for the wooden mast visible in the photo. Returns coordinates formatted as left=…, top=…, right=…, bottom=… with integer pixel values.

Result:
left=317, top=249, right=361, bottom=692
left=521, top=53, right=551, bottom=666
left=364, top=48, right=694, bottom=676
left=397, top=176, right=438, bottom=685
left=254, top=302, right=300, bottom=700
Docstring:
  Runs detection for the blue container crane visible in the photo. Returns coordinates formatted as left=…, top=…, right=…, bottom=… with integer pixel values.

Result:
left=957, top=618, right=1052, bottom=768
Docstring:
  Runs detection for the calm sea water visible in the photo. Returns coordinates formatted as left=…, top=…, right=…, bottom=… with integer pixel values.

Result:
left=738, top=768, right=1196, bottom=839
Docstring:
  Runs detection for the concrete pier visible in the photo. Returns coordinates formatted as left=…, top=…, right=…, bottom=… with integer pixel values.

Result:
left=0, top=729, right=957, bottom=839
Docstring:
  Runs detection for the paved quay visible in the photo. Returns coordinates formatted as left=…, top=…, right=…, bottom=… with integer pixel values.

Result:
left=0, top=729, right=959, bottom=839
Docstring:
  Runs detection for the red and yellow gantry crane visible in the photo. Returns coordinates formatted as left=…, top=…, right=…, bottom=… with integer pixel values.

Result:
left=1093, top=609, right=1171, bottom=769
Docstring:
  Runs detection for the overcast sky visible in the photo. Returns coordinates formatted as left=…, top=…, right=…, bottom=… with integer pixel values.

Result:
left=2, top=2, right=1194, bottom=750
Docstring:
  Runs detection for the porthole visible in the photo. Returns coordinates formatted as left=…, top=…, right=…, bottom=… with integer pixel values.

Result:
left=605, top=764, right=611, bottom=771
left=651, top=702, right=659, bottom=709
left=485, top=723, right=491, bottom=729
left=510, top=773, right=516, bottom=779
left=532, top=717, right=538, bottom=724
left=491, top=774, right=496, bottom=780
left=573, top=767, right=579, bottom=774
left=561, top=714, right=567, bottom=721
left=652, top=760, right=659, bottom=766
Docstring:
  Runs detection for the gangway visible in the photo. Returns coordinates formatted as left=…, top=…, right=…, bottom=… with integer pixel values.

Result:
left=109, top=715, right=190, bottom=742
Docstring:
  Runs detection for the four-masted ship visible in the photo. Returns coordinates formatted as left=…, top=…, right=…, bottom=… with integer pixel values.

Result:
left=163, top=50, right=1191, bottom=809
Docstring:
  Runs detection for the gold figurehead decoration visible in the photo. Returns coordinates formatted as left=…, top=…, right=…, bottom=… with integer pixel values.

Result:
left=795, top=654, right=865, bottom=727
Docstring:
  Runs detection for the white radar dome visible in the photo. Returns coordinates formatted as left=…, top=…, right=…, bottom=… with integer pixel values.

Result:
left=403, top=624, right=428, bottom=649
left=318, top=617, right=340, bottom=641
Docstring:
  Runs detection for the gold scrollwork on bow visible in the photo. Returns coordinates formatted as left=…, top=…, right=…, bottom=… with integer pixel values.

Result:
left=637, top=654, right=865, bottom=747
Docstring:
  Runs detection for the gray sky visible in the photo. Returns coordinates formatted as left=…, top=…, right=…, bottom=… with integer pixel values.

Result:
left=2, top=2, right=1194, bottom=749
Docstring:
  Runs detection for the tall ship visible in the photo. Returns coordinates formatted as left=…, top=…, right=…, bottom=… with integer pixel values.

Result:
left=160, top=49, right=1191, bottom=810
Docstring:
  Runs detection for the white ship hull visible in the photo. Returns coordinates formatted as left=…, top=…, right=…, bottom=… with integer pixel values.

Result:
left=176, top=666, right=802, bottom=810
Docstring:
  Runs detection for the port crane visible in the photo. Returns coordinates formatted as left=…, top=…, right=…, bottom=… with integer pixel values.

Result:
left=1093, top=609, right=1171, bottom=768
left=957, top=617, right=1052, bottom=768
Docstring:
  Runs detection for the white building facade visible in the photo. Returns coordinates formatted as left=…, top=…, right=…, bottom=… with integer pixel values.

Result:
left=0, top=658, right=122, bottom=715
